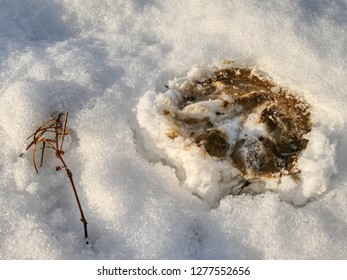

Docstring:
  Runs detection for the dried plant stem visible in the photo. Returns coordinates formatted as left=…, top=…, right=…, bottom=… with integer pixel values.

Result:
left=58, top=156, right=88, bottom=241
left=23, top=112, right=89, bottom=244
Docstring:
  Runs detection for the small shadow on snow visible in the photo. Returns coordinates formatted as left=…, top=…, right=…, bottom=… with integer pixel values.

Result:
left=0, top=0, right=79, bottom=43
left=298, top=0, right=347, bottom=25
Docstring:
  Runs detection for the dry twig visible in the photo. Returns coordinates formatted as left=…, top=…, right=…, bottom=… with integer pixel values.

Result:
left=22, top=113, right=89, bottom=244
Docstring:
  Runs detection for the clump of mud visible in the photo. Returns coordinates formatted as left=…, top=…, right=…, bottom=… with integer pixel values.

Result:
left=166, top=68, right=312, bottom=187
left=137, top=65, right=336, bottom=206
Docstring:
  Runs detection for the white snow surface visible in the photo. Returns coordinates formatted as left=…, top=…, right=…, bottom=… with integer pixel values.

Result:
left=0, top=0, right=347, bottom=259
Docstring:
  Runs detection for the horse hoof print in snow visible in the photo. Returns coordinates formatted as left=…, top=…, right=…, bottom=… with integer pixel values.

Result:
left=137, top=64, right=335, bottom=208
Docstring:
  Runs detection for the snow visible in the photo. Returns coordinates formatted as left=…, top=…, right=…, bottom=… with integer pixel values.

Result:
left=0, top=0, right=347, bottom=259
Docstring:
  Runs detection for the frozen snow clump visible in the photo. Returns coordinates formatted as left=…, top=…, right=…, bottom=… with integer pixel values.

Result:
left=136, top=65, right=336, bottom=207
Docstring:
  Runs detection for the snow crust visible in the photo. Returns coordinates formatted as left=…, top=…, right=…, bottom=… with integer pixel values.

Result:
left=0, top=0, right=347, bottom=259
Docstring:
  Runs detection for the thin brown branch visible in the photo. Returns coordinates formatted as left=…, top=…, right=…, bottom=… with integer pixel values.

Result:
left=54, top=115, right=59, bottom=152
left=40, top=141, right=46, bottom=168
left=26, top=129, right=47, bottom=150
left=26, top=118, right=55, bottom=140
left=23, top=112, right=89, bottom=244
left=60, top=112, right=68, bottom=152
left=58, top=156, right=88, bottom=241
left=32, top=136, right=45, bottom=173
